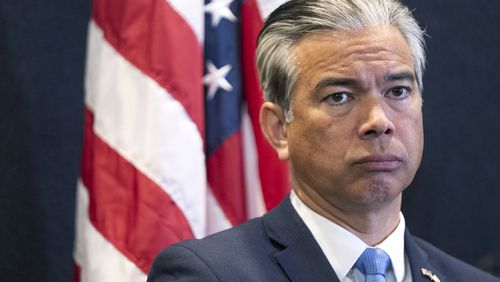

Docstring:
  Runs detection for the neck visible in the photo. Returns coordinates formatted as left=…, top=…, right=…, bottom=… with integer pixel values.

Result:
left=294, top=187, right=402, bottom=246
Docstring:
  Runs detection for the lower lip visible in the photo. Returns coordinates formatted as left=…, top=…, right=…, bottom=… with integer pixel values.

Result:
left=355, top=160, right=402, bottom=171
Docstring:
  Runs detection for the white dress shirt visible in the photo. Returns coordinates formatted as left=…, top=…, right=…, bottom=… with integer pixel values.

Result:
left=290, top=191, right=412, bottom=282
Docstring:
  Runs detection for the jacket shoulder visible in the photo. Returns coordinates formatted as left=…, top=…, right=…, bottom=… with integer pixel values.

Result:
left=147, top=244, right=219, bottom=282
left=148, top=217, right=286, bottom=282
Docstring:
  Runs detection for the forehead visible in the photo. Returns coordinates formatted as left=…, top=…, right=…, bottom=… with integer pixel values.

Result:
left=292, top=25, right=414, bottom=83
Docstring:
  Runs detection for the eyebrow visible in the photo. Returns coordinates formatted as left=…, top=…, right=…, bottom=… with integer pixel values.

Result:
left=313, top=78, right=357, bottom=92
left=313, top=71, right=416, bottom=92
left=383, top=71, right=416, bottom=83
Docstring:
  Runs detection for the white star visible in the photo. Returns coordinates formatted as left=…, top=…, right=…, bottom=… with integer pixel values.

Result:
left=204, top=0, right=237, bottom=27
left=203, top=61, right=233, bottom=100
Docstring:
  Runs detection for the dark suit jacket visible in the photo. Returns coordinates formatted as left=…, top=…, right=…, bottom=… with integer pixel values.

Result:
left=148, top=197, right=499, bottom=281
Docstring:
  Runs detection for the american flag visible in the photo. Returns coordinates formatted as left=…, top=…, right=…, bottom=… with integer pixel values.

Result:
left=73, top=0, right=289, bottom=280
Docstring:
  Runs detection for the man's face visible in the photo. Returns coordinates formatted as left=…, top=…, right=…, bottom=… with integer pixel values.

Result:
left=285, top=26, right=423, bottom=211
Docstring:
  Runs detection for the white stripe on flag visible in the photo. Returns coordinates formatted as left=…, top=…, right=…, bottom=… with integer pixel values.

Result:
left=206, top=187, right=232, bottom=235
left=256, top=0, right=288, bottom=20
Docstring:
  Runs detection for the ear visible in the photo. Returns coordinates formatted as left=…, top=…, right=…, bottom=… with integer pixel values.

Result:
left=259, top=102, right=290, bottom=161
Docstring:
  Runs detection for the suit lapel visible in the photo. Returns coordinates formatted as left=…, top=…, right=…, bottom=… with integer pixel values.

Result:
left=405, top=230, right=446, bottom=282
left=263, top=197, right=339, bottom=282
left=274, top=230, right=339, bottom=282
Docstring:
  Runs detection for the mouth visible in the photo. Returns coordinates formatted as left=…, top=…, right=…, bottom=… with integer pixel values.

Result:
left=353, top=154, right=403, bottom=171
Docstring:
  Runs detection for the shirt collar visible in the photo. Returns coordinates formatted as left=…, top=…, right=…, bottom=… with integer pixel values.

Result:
left=376, top=212, right=406, bottom=282
left=290, top=191, right=406, bottom=282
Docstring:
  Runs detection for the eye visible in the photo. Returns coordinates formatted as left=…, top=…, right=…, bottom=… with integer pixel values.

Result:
left=387, top=87, right=411, bottom=99
left=324, top=92, right=352, bottom=105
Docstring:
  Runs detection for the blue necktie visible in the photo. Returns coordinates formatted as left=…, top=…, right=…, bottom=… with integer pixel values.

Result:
left=355, top=248, right=391, bottom=282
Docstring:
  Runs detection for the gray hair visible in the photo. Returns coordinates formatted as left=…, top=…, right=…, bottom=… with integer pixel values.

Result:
left=256, top=0, right=426, bottom=121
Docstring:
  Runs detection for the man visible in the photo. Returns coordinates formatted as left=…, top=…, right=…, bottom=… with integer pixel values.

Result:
left=148, top=0, right=499, bottom=281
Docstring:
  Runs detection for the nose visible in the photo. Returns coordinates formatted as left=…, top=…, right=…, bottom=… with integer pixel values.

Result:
left=358, top=98, right=395, bottom=139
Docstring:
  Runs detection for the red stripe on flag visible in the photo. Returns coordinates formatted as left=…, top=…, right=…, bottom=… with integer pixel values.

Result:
left=73, top=262, right=80, bottom=282
left=207, top=131, right=247, bottom=225
left=92, top=0, right=204, bottom=137
left=80, top=108, right=194, bottom=273
left=241, top=0, right=290, bottom=210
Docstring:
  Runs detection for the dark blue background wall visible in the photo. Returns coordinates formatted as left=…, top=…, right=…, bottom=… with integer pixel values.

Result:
left=0, top=0, right=499, bottom=281
left=0, top=0, right=89, bottom=281
left=403, top=0, right=500, bottom=275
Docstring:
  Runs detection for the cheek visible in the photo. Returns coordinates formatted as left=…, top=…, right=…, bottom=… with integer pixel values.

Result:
left=290, top=117, right=351, bottom=166
left=288, top=117, right=322, bottom=158
left=415, top=114, right=424, bottom=161
left=289, top=121, right=321, bottom=158
left=400, top=109, right=424, bottom=164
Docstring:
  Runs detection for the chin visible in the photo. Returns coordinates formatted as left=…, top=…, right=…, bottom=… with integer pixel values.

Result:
left=356, top=179, right=403, bottom=203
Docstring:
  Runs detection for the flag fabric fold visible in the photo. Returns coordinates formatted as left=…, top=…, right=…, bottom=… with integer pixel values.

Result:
left=74, top=0, right=289, bottom=280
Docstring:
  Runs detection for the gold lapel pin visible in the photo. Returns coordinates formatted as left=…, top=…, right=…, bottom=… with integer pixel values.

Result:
left=421, top=268, right=441, bottom=282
